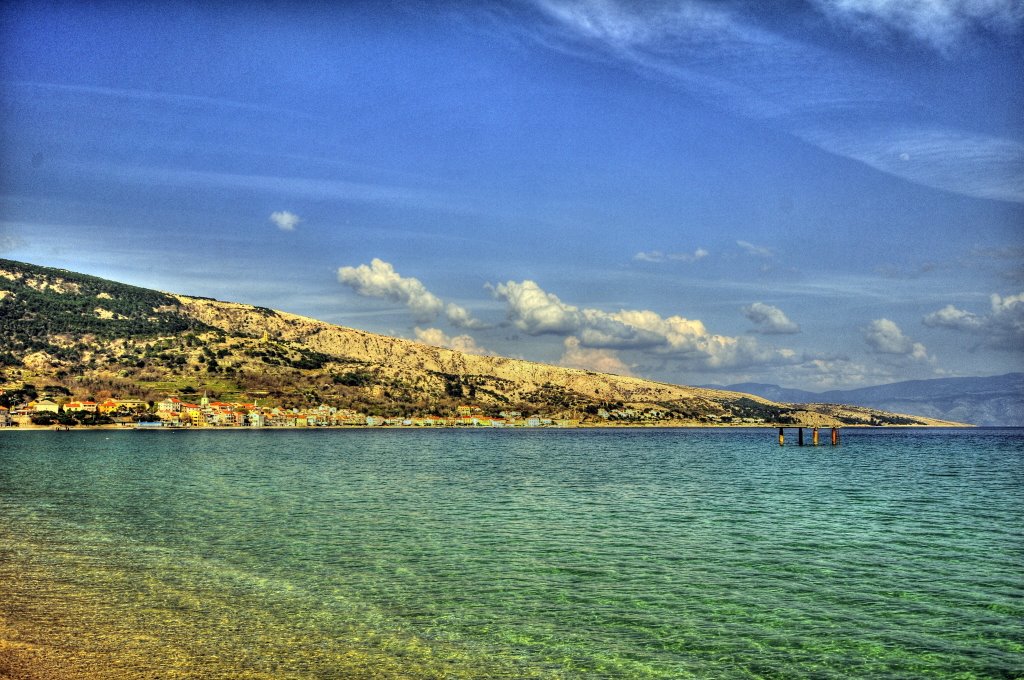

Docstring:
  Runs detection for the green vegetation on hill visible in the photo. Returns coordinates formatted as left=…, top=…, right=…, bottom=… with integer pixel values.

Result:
left=0, top=258, right=213, bottom=365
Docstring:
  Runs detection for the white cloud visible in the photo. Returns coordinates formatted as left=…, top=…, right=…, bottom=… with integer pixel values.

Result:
left=633, top=248, right=708, bottom=263
left=338, top=258, right=486, bottom=328
left=413, top=327, right=491, bottom=355
left=810, top=0, right=1024, bottom=50
left=490, top=280, right=583, bottom=335
left=338, top=259, right=444, bottom=322
left=803, top=127, right=1024, bottom=204
left=923, top=292, right=1024, bottom=349
left=737, top=240, right=774, bottom=259
left=524, top=1, right=1024, bottom=203
left=492, top=279, right=796, bottom=369
left=864, top=318, right=929, bottom=360
left=743, top=302, right=800, bottom=334
left=558, top=336, right=633, bottom=375
left=991, top=291, right=1024, bottom=316
left=922, top=304, right=985, bottom=330
left=12, top=80, right=316, bottom=120
left=92, top=164, right=458, bottom=212
left=269, top=210, right=301, bottom=232
left=445, top=302, right=489, bottom=330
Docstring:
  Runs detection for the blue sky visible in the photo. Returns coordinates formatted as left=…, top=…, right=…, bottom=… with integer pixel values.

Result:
left=1, top=0, right=1021, bottom=390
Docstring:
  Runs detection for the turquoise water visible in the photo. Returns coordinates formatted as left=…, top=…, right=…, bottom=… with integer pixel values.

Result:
left=0, top=428, right=1021, bottom=678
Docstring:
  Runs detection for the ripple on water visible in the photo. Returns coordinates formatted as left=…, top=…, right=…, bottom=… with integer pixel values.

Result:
left=0, top=428, right=1022, bottom=679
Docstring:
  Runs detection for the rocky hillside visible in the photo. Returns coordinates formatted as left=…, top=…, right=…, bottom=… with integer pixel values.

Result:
left=0, top=258, right=964, bottom=426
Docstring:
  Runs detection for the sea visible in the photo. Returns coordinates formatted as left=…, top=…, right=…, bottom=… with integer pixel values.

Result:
left=0, top=428, right=1021, bottom=679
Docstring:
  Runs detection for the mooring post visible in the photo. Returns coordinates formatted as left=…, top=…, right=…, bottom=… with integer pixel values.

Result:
left=812, top=427, right=819, bottom=446
left=778, top=427, right=784, bottom=446
left=797, top=427, right=804, bottom=446
left=831, top=427, right=838, bottom=446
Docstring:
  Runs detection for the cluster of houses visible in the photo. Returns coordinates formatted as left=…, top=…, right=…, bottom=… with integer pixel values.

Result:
left=0, top=396, right=148, bottom=427
left=150, top=397, right=578, bottom=428
left=0, top=393, right=579, bottom=428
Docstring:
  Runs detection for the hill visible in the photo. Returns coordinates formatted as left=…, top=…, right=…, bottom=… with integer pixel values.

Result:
left=0, top=258, right=964, bottom=427
left=710, top=375, right=1023, bottom=427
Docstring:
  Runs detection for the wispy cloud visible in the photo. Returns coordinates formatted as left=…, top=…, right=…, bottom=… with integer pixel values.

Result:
left=736, top=240, right=774, bottom=259
left=85, top=164, right=455, bottom=211
left=803, top=126, right=1024, bottom=204
left=6, top=80, right=319, bottom=121
left=810, top=0, right=1024, bottom=51
left=0, top=231, right=25, bottom=254
left=521, top=1, right=1024, bottom=202
left=633, top=248, right=708, bottom=263
left=269, top=211, right=301, bottom=232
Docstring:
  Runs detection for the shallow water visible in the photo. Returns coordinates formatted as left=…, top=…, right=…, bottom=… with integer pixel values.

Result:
left=1, top=428, right=1021, bottom=678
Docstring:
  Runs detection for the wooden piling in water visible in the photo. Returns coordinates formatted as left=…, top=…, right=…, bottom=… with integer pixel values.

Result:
left=776, top=426, right=841, bottom=447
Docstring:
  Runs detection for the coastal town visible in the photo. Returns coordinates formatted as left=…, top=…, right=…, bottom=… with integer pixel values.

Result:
left=0, top=387, right=585, bottom=429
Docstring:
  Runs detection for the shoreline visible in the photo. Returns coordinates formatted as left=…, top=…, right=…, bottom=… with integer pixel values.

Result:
left=0, top=422, right=974, bottom=432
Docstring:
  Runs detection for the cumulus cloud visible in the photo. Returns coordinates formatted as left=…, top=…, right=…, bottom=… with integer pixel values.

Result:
left=743, top=302, right=800, bottom=335
left=633, top=248, right=708, bottom=263
left=923, top=304, right=985, bottom=330
left=492, top=279, right=796, bottom=369
left=490, top=280, right=583, bottom=335
left=338, top=259, right=444, bottom=322
left=923, top=292, right=1024, bottom=349
left=270, top=210, right=301, bottom=231
left=445, top=302, right=489, bottom=330
left=413, top=327, right=491, bottom=355
left=558, top=336, right=633, bottom=375
left=810, top=0, right=1024, bottom=50
left=991, top=291, right=1024, bottom=316
left=864, top=318, right=929, bottom=360
left=338, top=258, right=487, bottom=328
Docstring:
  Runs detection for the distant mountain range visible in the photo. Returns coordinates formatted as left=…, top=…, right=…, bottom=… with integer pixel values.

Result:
left=706, top=374, right=1024, bottom=426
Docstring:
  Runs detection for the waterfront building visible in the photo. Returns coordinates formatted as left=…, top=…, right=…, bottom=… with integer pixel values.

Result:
left=32, top=400, right=59, bottom=414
